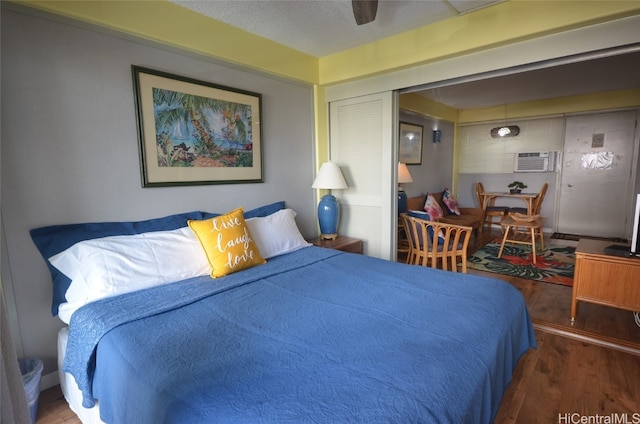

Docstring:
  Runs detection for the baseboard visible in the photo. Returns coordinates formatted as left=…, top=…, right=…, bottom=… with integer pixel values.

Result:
left=41, top=370, right=60, bottom=391
left=548, top=238, right=578, bottom=247
left=551, top=233, right=628, bottom=243
left=533, top=320, right=640, bottom=357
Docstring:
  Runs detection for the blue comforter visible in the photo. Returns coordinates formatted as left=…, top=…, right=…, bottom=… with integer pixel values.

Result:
left=64, top=247, right=535, bottom=424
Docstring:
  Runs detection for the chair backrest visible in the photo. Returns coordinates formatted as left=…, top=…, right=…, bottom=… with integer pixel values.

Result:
left=475, top=182, right=485, bottom=208
left=533, top=183, right=548, bottom=215
left=400, top=213, right=472, bottom=273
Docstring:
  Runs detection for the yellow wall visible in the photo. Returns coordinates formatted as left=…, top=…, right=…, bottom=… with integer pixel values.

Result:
left=399, top=94, right=459, bottom=123
left=459, top=88, right=640, bottom=123
left=314, top=86, right=329, bottom=165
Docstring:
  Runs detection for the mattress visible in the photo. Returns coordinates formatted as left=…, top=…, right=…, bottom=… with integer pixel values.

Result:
left=57, top=327, right=104, bottom=424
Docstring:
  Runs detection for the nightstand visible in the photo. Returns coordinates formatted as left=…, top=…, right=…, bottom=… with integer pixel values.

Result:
left=309, top=236, right=363, bottom=254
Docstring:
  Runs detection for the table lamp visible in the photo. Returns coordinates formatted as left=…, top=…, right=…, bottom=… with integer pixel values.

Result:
left=397, top=162, right=413, bottom=214
left=312, top=162, right=348, bottom=239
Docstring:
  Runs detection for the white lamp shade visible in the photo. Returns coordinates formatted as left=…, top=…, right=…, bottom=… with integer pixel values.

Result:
left=398, top=163, right=413, bottom=184
left=312, top=162, right=348, bottom=190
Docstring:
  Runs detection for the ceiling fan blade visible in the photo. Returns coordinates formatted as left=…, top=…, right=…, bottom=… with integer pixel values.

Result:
left=352, top=0, right=378, bottom=25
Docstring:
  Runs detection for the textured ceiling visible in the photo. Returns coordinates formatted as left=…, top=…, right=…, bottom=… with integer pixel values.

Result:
left=171, top=0, right=501, bottom=57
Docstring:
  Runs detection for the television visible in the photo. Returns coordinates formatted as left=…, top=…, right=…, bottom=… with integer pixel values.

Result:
left=605, top=193, right=640, bottom=258
left=632, top=193, right=640, bottom=257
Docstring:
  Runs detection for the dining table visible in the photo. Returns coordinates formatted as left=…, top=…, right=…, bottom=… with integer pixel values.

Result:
left=480, top=191, right=539, bottom=214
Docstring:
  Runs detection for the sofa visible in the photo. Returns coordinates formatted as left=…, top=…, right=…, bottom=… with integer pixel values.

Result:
left=406, top=192, right=483, bottom=234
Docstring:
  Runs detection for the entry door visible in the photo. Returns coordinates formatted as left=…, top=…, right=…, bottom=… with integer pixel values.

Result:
left=557, top=110, right=638, bottom=238
left=329, top=92, right=396, bottom=259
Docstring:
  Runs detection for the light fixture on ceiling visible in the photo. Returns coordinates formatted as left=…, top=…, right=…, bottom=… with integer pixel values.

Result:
left=491, top=104, right=520, bottom=138
left=490, top=125, right=520, bottom=138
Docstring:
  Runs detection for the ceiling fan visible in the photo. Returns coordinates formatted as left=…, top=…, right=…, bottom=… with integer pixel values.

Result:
left=352, top=0, right=378, bottom=25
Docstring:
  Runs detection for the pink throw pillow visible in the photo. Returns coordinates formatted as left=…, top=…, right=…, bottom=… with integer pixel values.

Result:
left=423, top=194, right=444, bottom=220
left=442, top=188, right=461, bottom=215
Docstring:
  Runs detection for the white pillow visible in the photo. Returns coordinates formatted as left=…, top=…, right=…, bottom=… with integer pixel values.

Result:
left=49, top=226, right=210, bottom=322
left=245, top=208, right=311, bottom=259
left=58, top=300, right=89, bottom=325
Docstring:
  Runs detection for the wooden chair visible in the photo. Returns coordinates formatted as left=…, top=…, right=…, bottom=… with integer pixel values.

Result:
left=475, top=182, right=509, bottom=231
left=401, top=213, right=473, bottom=273
left=507, top=182, right=549, bottom=246
left=509, top=182, right=548, bottom=215
left=397, top=217, right=411, bottom=261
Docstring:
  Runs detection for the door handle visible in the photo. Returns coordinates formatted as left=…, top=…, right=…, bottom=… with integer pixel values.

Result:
left=567, top=184, right=573, bottom=187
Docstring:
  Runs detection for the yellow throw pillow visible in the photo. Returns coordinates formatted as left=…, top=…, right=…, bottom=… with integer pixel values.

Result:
left=188, top=208, right=265, bottom=278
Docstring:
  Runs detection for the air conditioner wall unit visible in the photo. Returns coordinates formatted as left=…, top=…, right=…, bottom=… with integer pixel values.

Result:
left=514, top=151, right=559, bottom=173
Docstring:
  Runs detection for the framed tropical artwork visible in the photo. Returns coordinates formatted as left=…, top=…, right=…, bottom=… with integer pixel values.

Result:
left=132, top=66, right=263, bottom=187
left=399, top=122, right=423, bottom=165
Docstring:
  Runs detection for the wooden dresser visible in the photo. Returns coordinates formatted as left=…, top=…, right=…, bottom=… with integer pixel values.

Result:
left=571, top=239, right=640, bottom=321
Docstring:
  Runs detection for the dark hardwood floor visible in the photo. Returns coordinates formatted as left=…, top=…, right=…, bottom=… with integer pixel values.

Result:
left=475, top=229, right=640, bottom=423
left=35, top=229, right=640, bottom=423
left=496, top=331, right=640, bottom=423
left=36, top=386, right=80, bottom=424
left=467, top=229, right=640, bottom=353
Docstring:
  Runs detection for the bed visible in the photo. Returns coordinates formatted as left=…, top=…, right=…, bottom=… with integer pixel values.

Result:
left=32, top=202, right=536, bottom=424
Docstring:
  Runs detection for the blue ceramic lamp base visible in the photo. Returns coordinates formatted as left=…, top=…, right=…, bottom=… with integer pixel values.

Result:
left=318, top=193, right=340, bottom=240
left=398, top=190, right=408, bottom=215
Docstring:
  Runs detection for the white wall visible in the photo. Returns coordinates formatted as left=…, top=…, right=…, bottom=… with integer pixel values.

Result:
left=1, top=8, right=316, bottom=383
left=458, top=117, right=565, bottom=174
left=457, top=116, right=564, bottom=232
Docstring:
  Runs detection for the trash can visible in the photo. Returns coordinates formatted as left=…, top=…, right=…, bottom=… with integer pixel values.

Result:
left=18, top=358, right=44, bottom=424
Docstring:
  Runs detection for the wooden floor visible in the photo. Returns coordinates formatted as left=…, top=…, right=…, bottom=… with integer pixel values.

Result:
left=35, top=229, right=640, bottom=424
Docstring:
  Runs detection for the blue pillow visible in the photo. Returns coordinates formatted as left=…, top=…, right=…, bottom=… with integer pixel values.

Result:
left=200, top=200, right=286, bottom=220
left=406, top=211, right=444, bottom=246
left=31, top=201, right=286, bottom=316
left=407, top=210, right=431, bottom=221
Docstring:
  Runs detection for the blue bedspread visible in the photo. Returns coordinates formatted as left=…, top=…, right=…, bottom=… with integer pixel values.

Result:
left=64, top=247, right=536, bottom=424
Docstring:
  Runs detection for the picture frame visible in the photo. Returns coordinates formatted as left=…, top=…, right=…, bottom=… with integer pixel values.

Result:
left=399, top=122, right=423, bottom=165
left=132, top=66, right=263, bottom=187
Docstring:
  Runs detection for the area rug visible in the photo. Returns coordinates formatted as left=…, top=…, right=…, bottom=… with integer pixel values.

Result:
left=467, top=239, right=575, bottom=286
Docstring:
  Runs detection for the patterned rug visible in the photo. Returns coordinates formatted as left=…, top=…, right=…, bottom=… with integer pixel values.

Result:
left=467, top=239, right=575, bottom=286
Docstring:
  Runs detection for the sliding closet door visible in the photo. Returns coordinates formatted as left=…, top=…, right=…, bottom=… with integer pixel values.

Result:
left=329, top=92, right=396, bottom=259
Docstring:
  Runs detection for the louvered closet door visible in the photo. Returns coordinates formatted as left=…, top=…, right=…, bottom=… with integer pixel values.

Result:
left=329, top=92, right=396, bottom=259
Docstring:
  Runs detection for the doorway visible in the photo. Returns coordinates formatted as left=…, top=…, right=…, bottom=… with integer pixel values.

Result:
left=556, top=110, right=638, bottom=239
